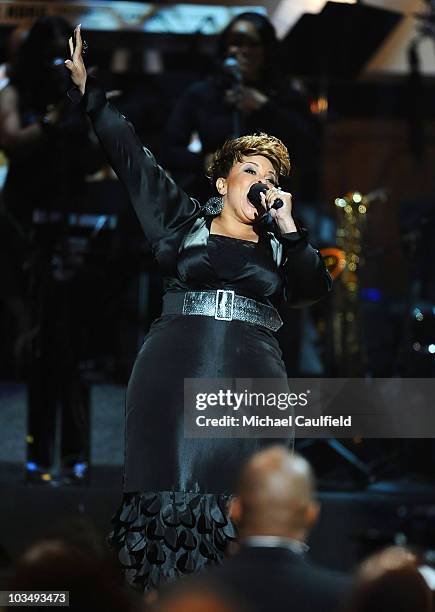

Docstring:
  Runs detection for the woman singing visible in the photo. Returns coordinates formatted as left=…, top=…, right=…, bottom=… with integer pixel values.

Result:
left=65, top=25, right=332, bottom=592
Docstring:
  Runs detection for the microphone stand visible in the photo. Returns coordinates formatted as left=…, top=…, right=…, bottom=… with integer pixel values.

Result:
left=232, top=86, right=242, bottom=138
left=223, top=58, right=243, bottom=137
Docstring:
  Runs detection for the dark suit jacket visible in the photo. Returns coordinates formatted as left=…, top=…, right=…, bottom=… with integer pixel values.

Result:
left=204, top=545, right=350, bottom=612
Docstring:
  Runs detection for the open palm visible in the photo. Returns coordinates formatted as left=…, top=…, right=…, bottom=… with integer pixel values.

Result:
left=64, top=25, right=87, bottom=94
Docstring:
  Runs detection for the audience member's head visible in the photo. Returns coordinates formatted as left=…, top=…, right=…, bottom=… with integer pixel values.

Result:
left=230, top=445, right=319, bottom=542
left=10, top=537, right=135, bottom=612
left=45, top=516, right=112, bottom=561
left=151, top=580, right=243, bottom=612
left=349, top=545, right=432, bottom=612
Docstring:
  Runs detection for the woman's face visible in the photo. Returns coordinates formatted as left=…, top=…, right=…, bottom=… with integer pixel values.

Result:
left=216, top=155, right=278, bottom=224
left=225, top=20, right=264, bottom=81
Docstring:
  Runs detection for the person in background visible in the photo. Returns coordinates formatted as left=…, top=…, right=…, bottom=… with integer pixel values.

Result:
left=348, top=545, right=433, bottom=612
left=150, top=581, right=243, bottom=612
left=0, top=25, right=28, bottom=380
left=8, top=536, right=139, bottom=612
left=0, top=16, right=103, bottom=483
left=161, top=12, right=320, bottom=205
left=200, top=446, right=350, bottom=612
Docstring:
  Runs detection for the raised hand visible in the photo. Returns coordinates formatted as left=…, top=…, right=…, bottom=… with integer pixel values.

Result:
left=64, top=24, right=87, bottom=95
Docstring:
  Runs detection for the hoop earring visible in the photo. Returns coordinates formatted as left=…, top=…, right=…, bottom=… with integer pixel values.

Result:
left=203, top=195, right=224, bottom=215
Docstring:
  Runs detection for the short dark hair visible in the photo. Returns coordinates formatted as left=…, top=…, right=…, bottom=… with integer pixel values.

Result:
left=207, top=132, right=290, bottom=185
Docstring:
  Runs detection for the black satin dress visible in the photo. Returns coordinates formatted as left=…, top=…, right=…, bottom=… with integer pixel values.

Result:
left=82, top=82, right=332, bottom=591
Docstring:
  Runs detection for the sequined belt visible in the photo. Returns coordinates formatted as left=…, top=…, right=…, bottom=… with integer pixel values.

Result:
left=162, top=290, right=283, bottom=332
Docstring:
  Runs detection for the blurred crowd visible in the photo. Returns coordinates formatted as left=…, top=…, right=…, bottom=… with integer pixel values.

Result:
left=0, top=446, right=433, bottom=612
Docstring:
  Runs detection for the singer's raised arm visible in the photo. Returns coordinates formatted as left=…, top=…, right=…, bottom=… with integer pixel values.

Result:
left=65, top=26, right=200, bottom=269
left=81, top=82, right=201, bottom=272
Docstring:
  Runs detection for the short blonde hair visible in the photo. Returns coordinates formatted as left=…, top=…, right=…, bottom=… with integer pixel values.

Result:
left=207, top=133, right=291, bottom=185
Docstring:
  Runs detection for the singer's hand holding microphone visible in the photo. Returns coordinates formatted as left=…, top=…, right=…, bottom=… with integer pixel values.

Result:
left=248, top=182, right=297, bottom=233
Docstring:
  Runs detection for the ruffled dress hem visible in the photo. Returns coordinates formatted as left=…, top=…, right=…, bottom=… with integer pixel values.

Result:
left=108, top=490, right=237, bottom=592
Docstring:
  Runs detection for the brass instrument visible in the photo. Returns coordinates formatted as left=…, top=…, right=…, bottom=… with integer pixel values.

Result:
left=319, top=247, right=346, bottom=281
left=322, top=189, right=386, bottom=375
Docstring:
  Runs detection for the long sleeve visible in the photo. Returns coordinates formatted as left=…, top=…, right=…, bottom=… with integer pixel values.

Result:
left=81, top=81, right=201, bottom=270
left=279, top=231, right=332, bottom=307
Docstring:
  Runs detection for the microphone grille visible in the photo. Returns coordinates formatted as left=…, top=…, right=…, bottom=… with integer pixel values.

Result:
left=248, top=182, right=267, bottom=206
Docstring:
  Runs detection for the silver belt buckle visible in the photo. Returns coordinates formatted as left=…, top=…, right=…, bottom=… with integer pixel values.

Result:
left=215, top=289, right=235, bottom=321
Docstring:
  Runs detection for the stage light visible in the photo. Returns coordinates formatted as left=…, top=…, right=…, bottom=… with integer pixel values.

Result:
left=361, top=288, right=382, bottom=301
left=73, top=462, right=88, bottom=478
left=413, top=308, right=424, bottom=321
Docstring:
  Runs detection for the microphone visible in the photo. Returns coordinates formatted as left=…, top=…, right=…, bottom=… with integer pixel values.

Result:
left=247, top=183, right=284, bottom=216
left=223, top=57, right=242, bottom=83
